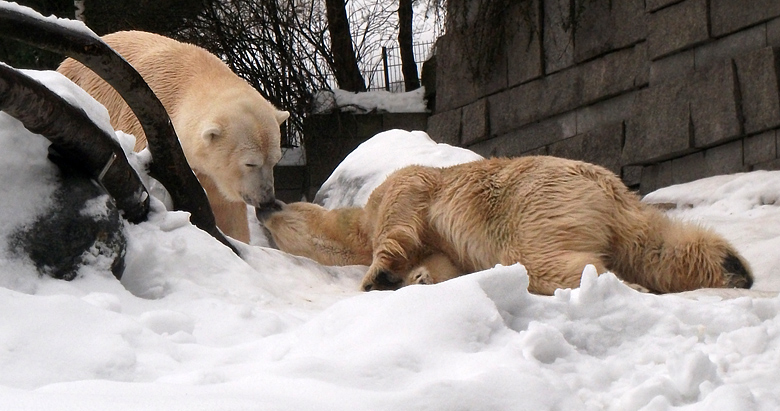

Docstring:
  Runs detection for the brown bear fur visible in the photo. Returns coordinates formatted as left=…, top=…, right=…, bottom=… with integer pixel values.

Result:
left=261, top=156, right=753, bottom=295
left=58, top=30, right=289, bottom=243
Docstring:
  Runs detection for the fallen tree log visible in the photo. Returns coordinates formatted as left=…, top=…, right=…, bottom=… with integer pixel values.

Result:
left=0, top=5, right=238, bottom=254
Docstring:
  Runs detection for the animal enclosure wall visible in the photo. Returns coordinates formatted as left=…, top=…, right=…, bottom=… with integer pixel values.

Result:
left=287, top=112, right=428, bottom=200
left=427, top=0, right=780, bottom=193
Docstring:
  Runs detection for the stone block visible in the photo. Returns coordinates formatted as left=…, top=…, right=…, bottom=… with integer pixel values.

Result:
left=671, top=151, right=707, bottom=184
left=488, top=69, right=581, bottom=136
left=734, top=47, right=780, bottom=134
left=579, top=123, right=625, bottom=174
left=671, top=140, right=744, bottom=185
left=623, top=79, right=692, bottom=164
left=648, top=0, right=709, bottom=60
left=461, top=99, right=490, bottom=145
left=711, top=0, right=780, bottom=37
left=543, top=0, right=574, bottom=74
left=304, top=114, right=368, bottom=187
left=471, top=112, right=576, bottom=157
left=751, top=158, right=780, bottom=171
left=639, top=160, right=673, bottom=194
left=650, top=49, right=694, bottom=85
left=522, top=146, right=549, bottom=156
left=769, top=17, right=780, bottom=48
left=744, top=130, right=777, bottom=165
left=621, top=165, right=643, bottom=188
left=547, top=135, right=582, bottom=161
left=576, top=91, right=638, bottom=135
left=356, top=114, right=384, bottom=138
left=646, top=0, right=684, bottom=12
left=690, top=61, right=742, bottom=147
left=703, top=140, right=745, bottom=175
left=274, top=165, right=308, bottom=203
left=549, top=122, right=624, bottom=174
left=581, top=43, right=648, bottom=105
left=574, top=0, right=646, bottom=62
left=382, top=113, right=428, bottom=132
left=435, top=33, right=507, bottom=112
left=426, top=109, right=462, bottom=146
left=508, top=0, right=543, bottom=85
left=694, top=24, right=767, bottom=70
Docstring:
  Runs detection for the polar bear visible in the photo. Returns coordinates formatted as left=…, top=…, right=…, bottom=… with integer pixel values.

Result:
left=57, top=30, right=289, bottom=243
left=260, top=156, right=753, bottom=295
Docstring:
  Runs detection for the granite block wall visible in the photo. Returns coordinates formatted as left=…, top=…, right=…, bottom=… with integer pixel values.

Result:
left=428, top=0, right=780, bottom=193
left=297, top=112, right=428, bottom=199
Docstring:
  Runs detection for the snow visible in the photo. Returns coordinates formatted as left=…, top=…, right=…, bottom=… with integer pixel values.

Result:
left=3, top=33, right=780, bottom=411
left=313, top=87, right=428, bottom=114
left=1, top=0, right=100, bottom=38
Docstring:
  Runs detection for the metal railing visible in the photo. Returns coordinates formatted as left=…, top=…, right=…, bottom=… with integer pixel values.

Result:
left=367, top=41, right=434, bottom=92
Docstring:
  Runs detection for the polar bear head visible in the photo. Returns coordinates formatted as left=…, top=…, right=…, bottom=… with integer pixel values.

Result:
left=178, top=88, right=289, bottom=209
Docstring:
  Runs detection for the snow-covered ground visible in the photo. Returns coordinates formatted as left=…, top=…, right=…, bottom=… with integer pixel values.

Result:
left=1, top=68, right=780, bottom=411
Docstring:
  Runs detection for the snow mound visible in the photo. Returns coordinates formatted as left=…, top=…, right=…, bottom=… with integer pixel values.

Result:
left=314, top=130, right=483, bottom=208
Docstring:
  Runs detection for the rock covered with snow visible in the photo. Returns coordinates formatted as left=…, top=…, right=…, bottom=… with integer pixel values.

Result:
left=313, top=130, right=483, bottom=208
left=312, top=87, right=428, bottom=114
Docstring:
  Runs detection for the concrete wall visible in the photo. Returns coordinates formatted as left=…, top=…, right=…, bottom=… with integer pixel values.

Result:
left=428, top=0, right=780, bottom=193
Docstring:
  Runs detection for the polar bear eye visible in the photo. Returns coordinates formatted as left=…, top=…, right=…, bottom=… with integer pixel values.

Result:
left=245, top=163, right=259, bottom=168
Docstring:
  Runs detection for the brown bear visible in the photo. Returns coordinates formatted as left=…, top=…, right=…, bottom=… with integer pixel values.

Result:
left=260, top=156, right=753, bottom=295
left=57, top=30, right=289, bottom=243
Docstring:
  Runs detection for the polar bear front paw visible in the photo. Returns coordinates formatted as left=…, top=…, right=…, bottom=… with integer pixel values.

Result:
left=361, top=267, right=403, bottom=291
left=407, top=266, right=434, bottom=286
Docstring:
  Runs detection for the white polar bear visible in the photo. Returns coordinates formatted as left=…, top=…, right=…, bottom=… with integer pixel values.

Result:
left=58, top=30, right=289, bottom=242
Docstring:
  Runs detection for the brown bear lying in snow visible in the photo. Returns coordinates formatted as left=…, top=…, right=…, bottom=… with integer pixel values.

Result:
left=260, top=156, right=753, bottom=295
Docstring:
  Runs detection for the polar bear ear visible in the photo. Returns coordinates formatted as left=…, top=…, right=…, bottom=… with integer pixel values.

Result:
left=275, top=110, right=290, bottom=125
left=201, top=125, right=222, bottom=143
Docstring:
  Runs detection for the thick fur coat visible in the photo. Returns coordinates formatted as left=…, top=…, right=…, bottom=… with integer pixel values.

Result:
left=58, top=31, right=289, bottom=242
left=262, top=156, right=753, bottom=295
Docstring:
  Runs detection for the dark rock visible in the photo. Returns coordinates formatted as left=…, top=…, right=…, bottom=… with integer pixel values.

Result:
left=9, top=148, right=126, bottom=281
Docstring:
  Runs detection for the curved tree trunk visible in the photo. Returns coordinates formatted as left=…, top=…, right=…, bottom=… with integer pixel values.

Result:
left=0, top=64, right=149, bottom=224
left=325, top=0, right=366, bottom=92
left=0, top=5, right=238, bottom=254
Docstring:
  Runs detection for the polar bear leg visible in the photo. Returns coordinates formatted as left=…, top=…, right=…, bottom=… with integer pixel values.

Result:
left=361, top=171, right=436, bottom=291
left=522, top=251, right=607, bottom=295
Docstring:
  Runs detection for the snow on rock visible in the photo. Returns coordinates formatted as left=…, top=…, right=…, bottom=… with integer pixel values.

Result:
left=314, top=130, right=483, bottom=208
left=313, top=87, right=428, bottom=114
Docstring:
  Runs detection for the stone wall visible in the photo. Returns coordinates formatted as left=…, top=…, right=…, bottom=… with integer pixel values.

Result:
left=427, top=0, right=780, bottom=193
left=292, top=112, right=428, bottom=199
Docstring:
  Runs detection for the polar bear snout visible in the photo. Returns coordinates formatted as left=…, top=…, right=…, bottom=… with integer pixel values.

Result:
left=254, top=199, right=285, bottom=222
left=239, top=164, right=277, bottom=207
left=242, top=188, right=276, bottom=208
